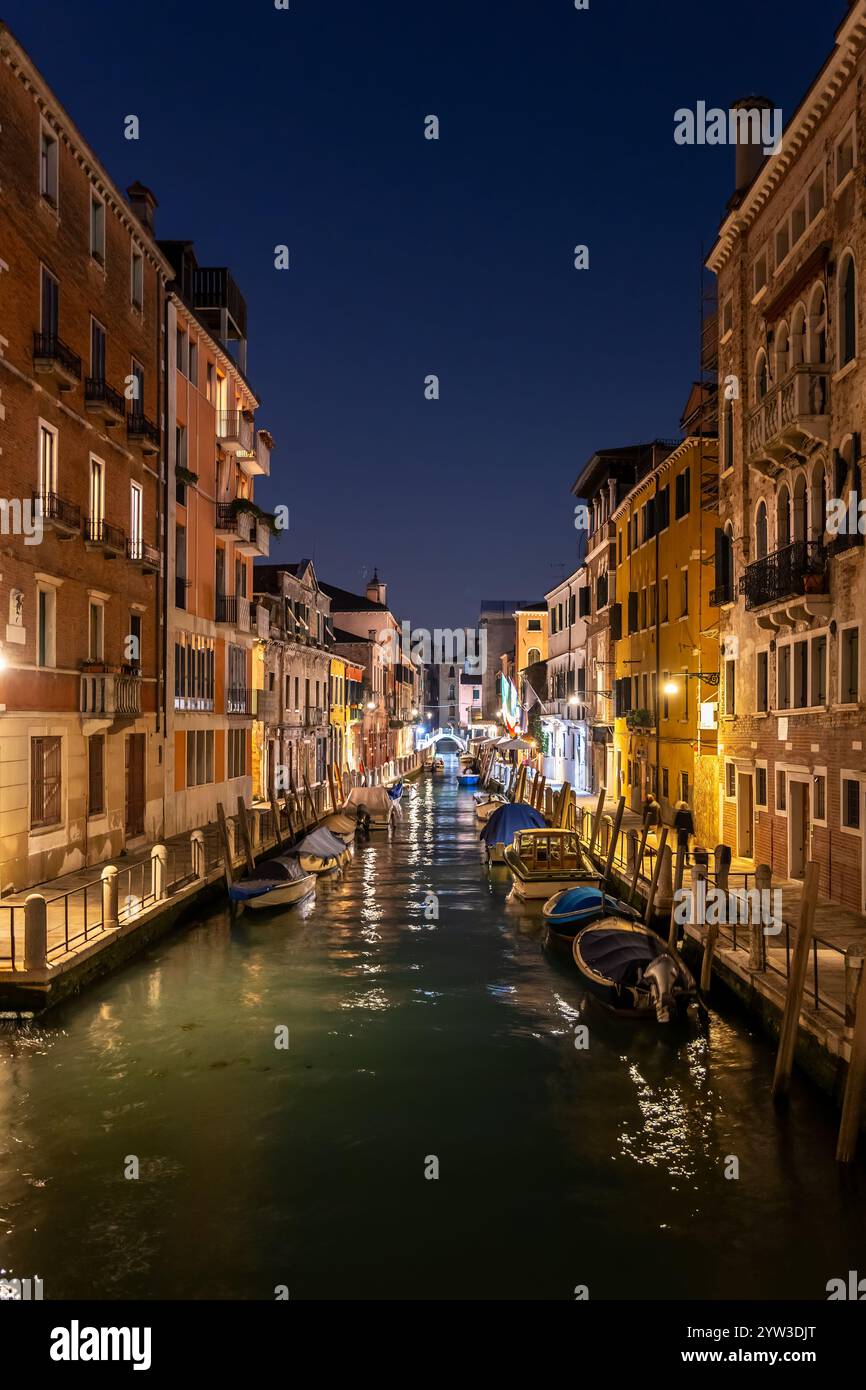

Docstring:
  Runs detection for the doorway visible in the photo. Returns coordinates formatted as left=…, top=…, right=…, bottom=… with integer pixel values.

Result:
left=736, top=771, right=754, bottom=859
left=788, top=777, right=810, bottom=879
left=125, top=734, right=146, bottom=838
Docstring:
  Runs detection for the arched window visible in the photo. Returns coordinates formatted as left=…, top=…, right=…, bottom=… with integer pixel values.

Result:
left=791, top=302, right=806, bottom=367
left=755, top=500, right=768, bottom=560
left=810, top=459, right=827, bottom=540
left=755, top=349, right=769, bottom=401
left=526, top=647, right=541, bottom=666
left=775, top=321, right=789, bottom=380
left=777, top=484, right=791, bottom=549
left=839, top=252, right=857, bottom=367
left=792, top=473, right=806, bottom=542
left=807, top=284, right=827, bottom=364
left=724, top=398, right=734, bottom=473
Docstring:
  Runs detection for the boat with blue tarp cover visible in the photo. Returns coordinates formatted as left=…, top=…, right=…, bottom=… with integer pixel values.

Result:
left=479, top=802, right=546, bottom=863
left=228, top=854, right=316, bottom=911
left=289, top=826, right=352, bottom=873
left=542, top=885, right=639, bottom=944
left=572, top=919, right=699, bottom=1023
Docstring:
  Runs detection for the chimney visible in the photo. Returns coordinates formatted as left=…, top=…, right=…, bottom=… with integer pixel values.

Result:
left=366, top=568, right=387, bottom=606
left=127, top=182, right=158, bottom=235
left=731, top=97, right=776, bottom=200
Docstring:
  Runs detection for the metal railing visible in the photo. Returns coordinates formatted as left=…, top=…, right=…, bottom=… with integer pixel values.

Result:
left=216, top=593, right=238, bottom=624
left=227, top=685, right=252, bottom=715
left=739, top=540, right=827, bottom=611
left=127, top=412, right=160, bottom=448
left=84, top=517, right=126, bottom=552
left=33, top=331, right=81, bottom=380
left=85, top=377, right=126, bottom=418
left=32, top=490, right=80, bottom=531
left=127, top=538, right=160, bottom=569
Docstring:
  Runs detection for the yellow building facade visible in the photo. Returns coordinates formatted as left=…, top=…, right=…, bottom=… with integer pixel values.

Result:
left=611, top=436, right=721, bottom=843
left=515, top=606, right=548, bottom=673
left=329, top=656, right=347, bottom=772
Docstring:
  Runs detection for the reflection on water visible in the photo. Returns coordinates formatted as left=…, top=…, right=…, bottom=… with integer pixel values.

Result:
left=0, top=760, right=865, bottom=1300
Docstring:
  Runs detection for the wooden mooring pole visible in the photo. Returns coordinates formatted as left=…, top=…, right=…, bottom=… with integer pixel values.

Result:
left=589, top=786, right=606, bottom=856
left=216, top=802, right=235, bottom=887
left=838, top=950, right=866, bottom=1161
left=643, top=826, right=668, bottom=926
left=602, top=796, right=625, bottom=890
left=629, top=820, right=650, bottom=907
left=772, top=860, right=820, bottom=1103
left=235, top=797, right=255, bottom=874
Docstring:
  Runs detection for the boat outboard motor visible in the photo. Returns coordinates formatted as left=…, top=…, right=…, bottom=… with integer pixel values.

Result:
left=642, top=954, right=680, bottom=1023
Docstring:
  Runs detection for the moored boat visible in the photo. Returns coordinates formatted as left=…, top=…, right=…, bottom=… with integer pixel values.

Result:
left=319, top=811, right=359, bottom=845
left=431, top=757, right=446, bottom=779
left=572, top=919, right=698, bottom=1022
left=342, top=784, right=397, bottom=829
left=479, top=802, right=546, bottom=864
left=228, top=853, right=316, bottom=911
left=474, top=792, right=507, bottom=822
left=542, top=884, right=639, bottom=945
left=504, top=827, right=599, bottom=899
left=457, top=766, right=481, bottom=786
left=290, top=826, right=353, bottom=874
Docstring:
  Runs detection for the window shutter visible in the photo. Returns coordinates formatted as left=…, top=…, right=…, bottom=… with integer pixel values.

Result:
left=579, top=586, right=590, bottom=617
left=610, top=602, right=622, bottom=642
left=628, top=590, right=638, bottom=634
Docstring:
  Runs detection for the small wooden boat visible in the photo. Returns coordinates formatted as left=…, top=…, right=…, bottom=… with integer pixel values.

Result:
left=343, top=785, right=396, bottom=829
left=479, top=802, right=546, bottom=864
left=319, top=812, right=359, bottom=845
left=431, top=757, right=446, bottom=779
left=542, top=885, right=638, bottom=947
left=457, top=768, right=480, bottom=786
left=228, top=854, right=316, bottom=911
left=504, top=828, right=599, bottom=899
left=572, top=919, right=698, bottom=1023
left=292, top=827, right=353, bottom=874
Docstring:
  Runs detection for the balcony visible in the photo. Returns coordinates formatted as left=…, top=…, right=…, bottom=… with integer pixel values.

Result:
left=32, top=331, right=81, bottom=390
left=84, top=377, right=126, bottom=426
left=215, top=503, right=254, bottom=544
left=253, top=688, right=277, bottom=722
left=240, top=429, right=272, bottom=478
left=255, top=604, right=271, bottom=638
left=127, top=412, right=160, bottom=456
left=216, top=593, right=239, bottom=626
left=80, top=670, right=142, bottom=723
left=216, top=410, right=254, bottom=456
left=227, top=686, right=252, bottom=716
left=127, top=537, right=160, bottom=574
left=32, top=490, right=80, bottom=539
left=738, top=540, right=829, bottom=628
left=710, top=577, right=734, bottom=607
left=236, top=518, right=270, bottom=558
left=236, top=595, right=251, bottom=632
left=84, top=517, right=126, bottom=557
left=747, top=366, right=829, bottom=472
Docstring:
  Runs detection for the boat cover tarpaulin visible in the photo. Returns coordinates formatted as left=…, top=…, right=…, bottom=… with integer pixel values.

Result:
left=290, top=827, right=348, bottom=859
left=344, top=786, right=392, bottom=816
left=387, top=781, right=403, bottom=800
left=321, top=813, right=357, bottom=835
left=578, top=923, right=664, bottom=986
left=479, top=802, right=545, bottom=845
left=546, top=886, right=634, bottom=924
left=228, top=853, right=307, bottom=902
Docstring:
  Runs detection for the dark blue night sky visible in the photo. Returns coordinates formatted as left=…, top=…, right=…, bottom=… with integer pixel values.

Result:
left=2, top=0, right=837, bottom=627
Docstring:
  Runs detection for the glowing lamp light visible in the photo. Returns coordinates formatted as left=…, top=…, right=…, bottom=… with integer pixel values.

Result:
left=367, top=700, right=376, bottom=710
left=663, top=680, right=678, bottom=696
left=568, top=695, right=579, bottom=706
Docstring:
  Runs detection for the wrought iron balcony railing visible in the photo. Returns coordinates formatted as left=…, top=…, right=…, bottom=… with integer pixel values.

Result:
left=216, top=593, right=238, bottom=624
left=127, top=412, right=160, bottom=451
left=33, top=490, right=80, bottom=533
left=227, top=686, right=252, bottom=716
left=33, top=331, right=81, bottom=382
left=84, top=517, right=126, bottom=553
left=85, top=377, right=126, bottom=420
left=738, top=540, right=828, bottom=611
left=127, top=538, right=160, bottom=571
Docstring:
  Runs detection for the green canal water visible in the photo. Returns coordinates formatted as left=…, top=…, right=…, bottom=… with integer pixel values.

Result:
left=1, top=759, right=865, bottom=1301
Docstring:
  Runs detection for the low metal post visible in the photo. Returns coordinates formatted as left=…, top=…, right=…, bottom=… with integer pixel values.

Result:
left=151, top=844, right=168, bottom=902
left=191, top=830, right=206, bottom=881
left=24, top=893, right=47, bottom=970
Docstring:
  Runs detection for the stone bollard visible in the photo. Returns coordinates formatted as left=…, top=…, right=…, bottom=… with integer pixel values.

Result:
left=750, top=863, right=771, bottom=971
left=191, top=830, right=206, bottom=881
left=101, top=865, right=119, bottom=930
left=151, top=844, right=168, bottom=902
left=845, top=949, right=864, bottom=1042
left=24, top=893, right=47, bottom=970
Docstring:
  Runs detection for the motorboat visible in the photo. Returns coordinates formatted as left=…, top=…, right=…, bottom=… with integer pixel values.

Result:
left=431, top=757, right=446, bottom=779
left=228, top=853, right=316, bottom=911
left=479, top=802, right=546, bottom=865
left=504, top=828, right=600, bottom=899
left=542, top=884, right=639, bottom=946
left=457, top=765, right=481, bottom=786
left=343, top=784, right=396, bottom=829
left=572, top=919, right=699, bottom=1023
left=474, top=792, right=507, bottom=822
left=290, top=826, right=352, bottom=874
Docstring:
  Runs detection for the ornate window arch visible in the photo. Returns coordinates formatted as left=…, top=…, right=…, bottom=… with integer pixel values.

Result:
left=838, top=250, right=857, bottom=367
left=754, top=348, right=770, bottom=401
left=809, top=457, right=828, bottom=540
left=807, top=283, right=827, bottom=364
left=775, top=321, right=790, bottom=380
left=777, top=483, right=792, bottom=549
left=755, top=499, right=769, bottom=560
left=790, top=301, right=807, bottom=367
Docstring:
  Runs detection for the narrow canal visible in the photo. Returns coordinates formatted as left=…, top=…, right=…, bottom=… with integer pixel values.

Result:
left=1, top=760, right=864, bottom=1301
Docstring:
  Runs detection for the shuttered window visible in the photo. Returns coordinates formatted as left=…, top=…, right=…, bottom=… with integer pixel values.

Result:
left=31, top=736, right=62, bottom=828
left=88, top=735, right=105, bottom=816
